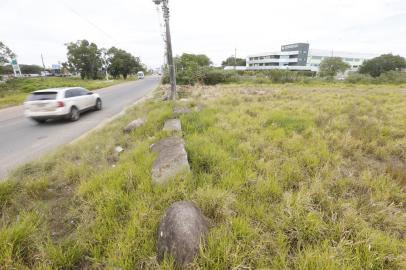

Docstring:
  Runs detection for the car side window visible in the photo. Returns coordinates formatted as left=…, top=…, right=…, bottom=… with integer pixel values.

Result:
left=80, top=88, right=89, bottom=95
left=65, top=90, right=73, bottom=98
left=72, top=89, right=81, bottom=97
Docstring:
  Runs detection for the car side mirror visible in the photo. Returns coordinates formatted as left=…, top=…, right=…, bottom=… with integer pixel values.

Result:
left=87, top=92, right=94, bottom=95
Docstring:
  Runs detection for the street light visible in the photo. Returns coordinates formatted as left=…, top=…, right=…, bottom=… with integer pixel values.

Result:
left=153, top=0, right=177, bottom=100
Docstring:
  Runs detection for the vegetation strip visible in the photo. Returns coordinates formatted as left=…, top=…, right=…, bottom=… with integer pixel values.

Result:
left=0, top=77, right=132, bottom=109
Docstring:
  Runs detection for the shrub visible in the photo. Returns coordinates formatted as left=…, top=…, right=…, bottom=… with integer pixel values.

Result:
left=346, top=73, right=375, bottom=84
left=346, top=71, right=406, bottom=84
left=359, top=54, right=406, bottom=77
left=378, top=71, right=406, bottom=84
left=267, top=70, right=301, bottom=83
left=203, top=69, right=227, bottom=85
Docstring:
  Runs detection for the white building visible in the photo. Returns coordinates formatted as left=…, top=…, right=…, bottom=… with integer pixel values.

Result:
left=246, top=43, right=377, bottom=73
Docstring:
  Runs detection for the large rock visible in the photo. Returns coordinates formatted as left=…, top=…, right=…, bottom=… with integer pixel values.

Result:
left=123, top=118, right=146, bottom=133
left=157, top=201, right=209, bottom=267
left=151, top=137, right=190, bottom=184
left=163, top=119, right=182, bottom=132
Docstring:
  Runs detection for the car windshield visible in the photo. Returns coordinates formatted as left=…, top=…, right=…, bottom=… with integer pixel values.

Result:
left=28, top=92, right=57, bottom=101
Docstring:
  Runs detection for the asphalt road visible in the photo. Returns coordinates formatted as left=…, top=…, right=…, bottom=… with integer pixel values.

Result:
left=0, top=76, right=160, bottom=180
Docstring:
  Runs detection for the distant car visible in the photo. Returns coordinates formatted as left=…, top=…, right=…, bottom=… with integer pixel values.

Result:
left=137, top=71, right=145, bottom=79
left=24, top=87, right=102, bottom=124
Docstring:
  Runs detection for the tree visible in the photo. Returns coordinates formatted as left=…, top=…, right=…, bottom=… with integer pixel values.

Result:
left=0, top=42, right=15, bottom=65
left=0, top=42, right=15, bottom=75
left=319, top=57, right=350, bottom=77
left=66, top=40, right=102, bottom=79
left=107, top=47, right=143, bottom=79
left=359, top=54, right=406, bottom=77
left=20, top=65, right=42, bottom=74
left=173, top=53, right=212, bottom=85
left=221, top=56, right=246, bottom=67
left=175, top=53, right=211, bottom=70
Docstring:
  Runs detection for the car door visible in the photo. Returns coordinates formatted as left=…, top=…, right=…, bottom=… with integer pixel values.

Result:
left=64, top=89, right=74, bottom=108
left=71, top=88, right=86, bottom=111
left=79, top=88, right=95, bottom=109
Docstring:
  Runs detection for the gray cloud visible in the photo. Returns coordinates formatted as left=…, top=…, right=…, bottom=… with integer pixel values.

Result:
left=1, top=0, right=405, bottom=68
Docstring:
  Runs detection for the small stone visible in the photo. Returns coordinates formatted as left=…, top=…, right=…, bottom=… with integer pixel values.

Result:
left=247, top=179, right=257, bottom=186
left=157, top=201, right=209, bottom=267
left=151, top=137, right=190, bottom=184
left=123, top=118, right=146, bottom=133
left=174, top=107, right=192, bottom=115
left=255, top=90, right=266, bottom=95
left=115, top=146, right=124, bottom=154
left=163, top=119, right=182, bottom=132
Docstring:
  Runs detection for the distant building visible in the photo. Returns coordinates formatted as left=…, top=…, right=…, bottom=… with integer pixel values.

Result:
left=246, top=43, right=377, bottom=72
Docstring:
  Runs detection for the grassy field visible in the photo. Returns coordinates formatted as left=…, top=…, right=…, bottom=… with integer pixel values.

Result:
left=0, top=77, right=131, bottom=109
left=0, top=83, right=405, bottom=269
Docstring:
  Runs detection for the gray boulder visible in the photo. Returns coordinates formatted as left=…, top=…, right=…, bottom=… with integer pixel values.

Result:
left=163, top=119, right=182, bottom=132
left=157, top=201, right=209, bottom=267
left=123, top=118, right=146, bottom=133
left=151, top=137, right=190, bottom=184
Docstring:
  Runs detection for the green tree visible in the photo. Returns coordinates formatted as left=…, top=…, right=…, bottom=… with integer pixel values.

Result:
left=176, top=53, right=211, bottom=70
left=319, top=57, right=350, bottom=77
left=359, top=54, right=406, bottom=77
left=66, top=40, right=102, bottom=79
left=20, top=65, right=42, bottom=74
left=0, top=42, right=16, bottom=75
left=107, top=47, right=143, bottom=79
left=221, top=56, right=246, bottom=67
left=173, top=53, right=212, bottom=85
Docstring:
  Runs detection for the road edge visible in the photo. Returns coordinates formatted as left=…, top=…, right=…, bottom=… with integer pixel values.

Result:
left=69, top=86, right=157, bottom=145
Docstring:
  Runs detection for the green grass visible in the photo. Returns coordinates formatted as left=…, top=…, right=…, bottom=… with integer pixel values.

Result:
left=0, top=84, right=405, bottom=269
left=0, top=77, right=133, bottom=109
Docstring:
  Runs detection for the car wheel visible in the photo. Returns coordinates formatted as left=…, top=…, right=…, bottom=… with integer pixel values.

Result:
left=69, top=107, right=80, bottom=122
left=32, top=118, right=46, bottom=124
left=94, top=98, right=102, bottom=111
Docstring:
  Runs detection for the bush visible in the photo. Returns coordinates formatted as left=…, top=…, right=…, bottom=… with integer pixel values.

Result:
left=268, top=70, right=300, bottom=83
left=203, top=69, right=227, bottom=85
left=359, top=54, right=406, bottom=77
left=378, top=71, right=406, bottom=84
left=346, top=73, right=375, bottom=84
left=163, top=68, right=240, bottom=86
left=346, top=71, right=406, bottom=84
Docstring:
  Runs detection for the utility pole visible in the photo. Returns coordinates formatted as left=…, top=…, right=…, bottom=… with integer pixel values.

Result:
left=153, top=0, right=177, bottom=100
left=41, top=54, right=46, bottom=71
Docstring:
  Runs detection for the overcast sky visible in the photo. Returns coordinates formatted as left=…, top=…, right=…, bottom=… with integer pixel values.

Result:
left=1, top=0, right=405, bottom=68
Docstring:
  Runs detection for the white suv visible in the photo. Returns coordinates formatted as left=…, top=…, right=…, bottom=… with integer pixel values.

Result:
left=24, top=87, right=102, bottom=123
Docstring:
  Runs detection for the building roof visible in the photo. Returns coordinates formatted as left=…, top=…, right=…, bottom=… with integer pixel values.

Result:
left=309, top=49, right=378, bottom=59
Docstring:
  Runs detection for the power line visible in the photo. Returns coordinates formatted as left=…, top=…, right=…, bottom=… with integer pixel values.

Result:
left=60, top=1, right=115, bottom=41
left=155, top=4, right=168, bottom=66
